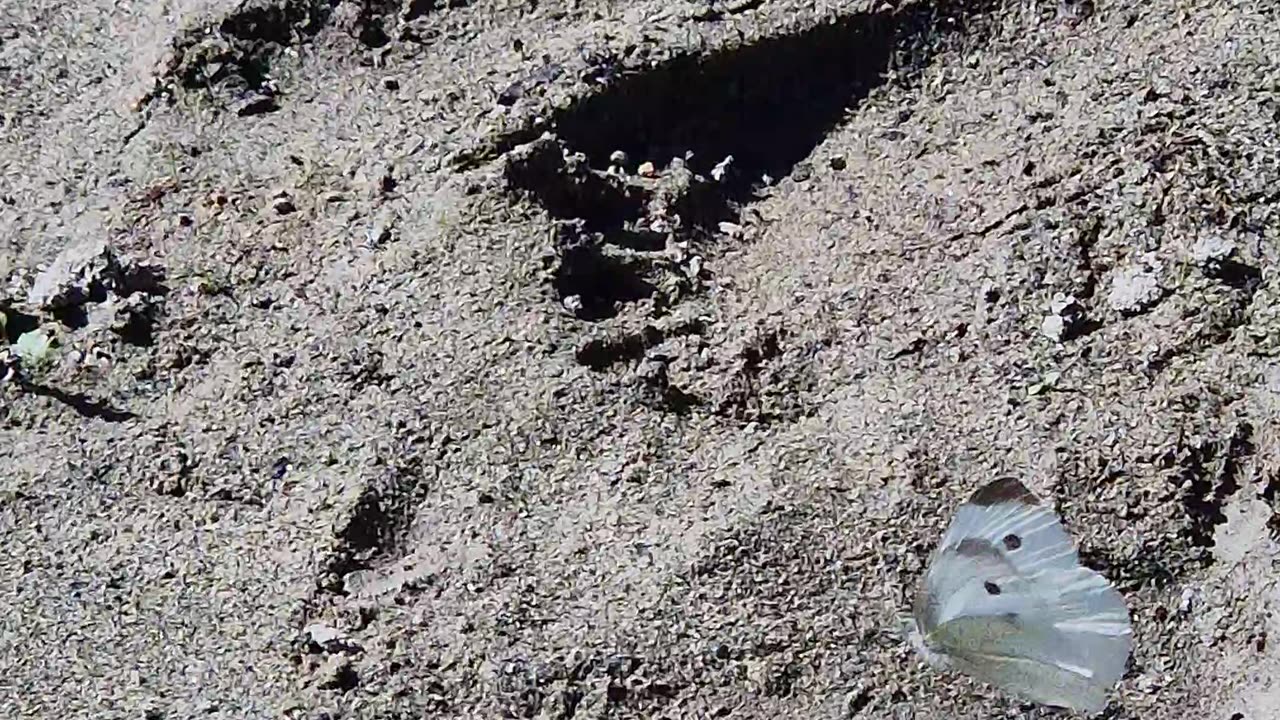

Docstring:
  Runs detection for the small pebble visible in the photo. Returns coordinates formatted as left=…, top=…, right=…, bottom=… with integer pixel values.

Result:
left=1040, top=314, right=1068, bottom=341
left=1049, top=293, right=1081, bottom=316
left=1040, top=293, right=1084, bottom=341
left=1107, top=265, right=1162, bottom=315
left=234, top=93, right=278, bottom=117
left=711, top=155, right=734, bottom=182
left=497, top=81, right=523, bottom=106
left=687, top=255, right=703, bottom=278
left=1191, top=235, right=1235, bottom=266
left=271, top=194, right=297, bottom=215
left=718, top=221, right=744, bottom=238
left=315, top=656, right=357, bottom=690
left=366, top=221, right=393, bottom=246
left=637, top=161, right=657, bottom=178
left=305, top=623, right=344, bottom=646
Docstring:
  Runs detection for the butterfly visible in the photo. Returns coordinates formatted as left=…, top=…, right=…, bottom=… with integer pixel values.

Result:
left=904, top=477, right=1132, bottom=714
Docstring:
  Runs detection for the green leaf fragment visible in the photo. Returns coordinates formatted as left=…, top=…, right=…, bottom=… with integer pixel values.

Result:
left=14, top=329, right=54, bottom=368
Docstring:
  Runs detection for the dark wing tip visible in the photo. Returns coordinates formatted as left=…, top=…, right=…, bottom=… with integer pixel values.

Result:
left=968, top=477, right=1040, bottom=506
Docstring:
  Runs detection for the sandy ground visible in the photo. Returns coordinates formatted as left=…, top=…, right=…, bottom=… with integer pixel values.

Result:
left=2, top=0, right=1279, bottom=717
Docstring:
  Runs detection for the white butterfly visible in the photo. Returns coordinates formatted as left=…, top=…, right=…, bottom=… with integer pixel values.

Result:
left=904, top=477, right=1133, bottom=713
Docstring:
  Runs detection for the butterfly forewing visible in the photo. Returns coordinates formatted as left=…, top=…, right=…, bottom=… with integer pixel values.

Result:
left=940, top=477, right=1080, bottom=578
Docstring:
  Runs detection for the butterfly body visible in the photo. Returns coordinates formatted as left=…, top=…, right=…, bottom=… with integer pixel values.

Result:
left=907, top=477, right=1132, bottom=714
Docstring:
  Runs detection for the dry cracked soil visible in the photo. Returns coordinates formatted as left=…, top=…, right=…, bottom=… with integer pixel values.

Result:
left=2, top=0, right=1280, bottom=718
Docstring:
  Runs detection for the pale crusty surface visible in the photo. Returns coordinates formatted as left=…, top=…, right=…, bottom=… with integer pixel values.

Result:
left=2, top=1, right=1278, bottom=718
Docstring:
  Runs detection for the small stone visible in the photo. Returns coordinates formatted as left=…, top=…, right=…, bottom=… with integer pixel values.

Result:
left=234, top=93, right=279, bottom=117
left=1040, top=314, right=1067, bottom=341
left=1190, top=235, right=1235, bottom=266
left=366, top=221, right=393, bottom=247
left=608, top=150, right=628, bottom=166
left=271, top=193, right=297, bottom=215
left=718, top=221, right=744, bottom=238
left=710, top=155, right=734, bottom=182
left=636, top=358, right=666, bottom=383
left=381, top=76, right=400, bottom=91
left=1040, top=293, right=1085, bottom=342
left=1049, top=293, right=1081, bottom=316
left=305, top=623, right=345, bottom=647
left=687, top=255, right=703, bottom=278
left=27, top=239, right=116, bottom=309
left=86, top=293, right=152, bottom=336
left=1061, top=0, right=1096, bottom=20
left=637, top=161, right=657, bottom=178
left=1107, top=265, right=1162, bottom=315
left=496, top=81, right=523, bottom=106
left=315, top=656, right=358, bottom=691
left=341, top=569, right=377, bottom=596
left=1135, top=672, right=1163, bottom=694
left=26, top=240, right=162, bottom=311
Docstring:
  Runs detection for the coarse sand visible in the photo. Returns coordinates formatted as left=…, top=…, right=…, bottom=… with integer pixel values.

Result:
left=2, top=0, right=1279, bottom=718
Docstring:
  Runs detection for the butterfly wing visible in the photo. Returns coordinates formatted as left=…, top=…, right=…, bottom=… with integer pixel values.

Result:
left=931, top=613, right=1117, bottom=713
left=913, top=478, right=1132, bottom=713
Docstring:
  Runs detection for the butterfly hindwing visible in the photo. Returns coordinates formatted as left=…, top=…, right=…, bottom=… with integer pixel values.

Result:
left=913, top=477, right=1132, bottom=713
left=933, top=613, right=1114, bottom=712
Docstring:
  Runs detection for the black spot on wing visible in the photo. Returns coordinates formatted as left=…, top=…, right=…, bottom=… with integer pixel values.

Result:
left=1002, top=533, right=1022, bottom=550
left=968, top=477, right=1040, bottom=507
left=983, top=580, right=1001, bottom=595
